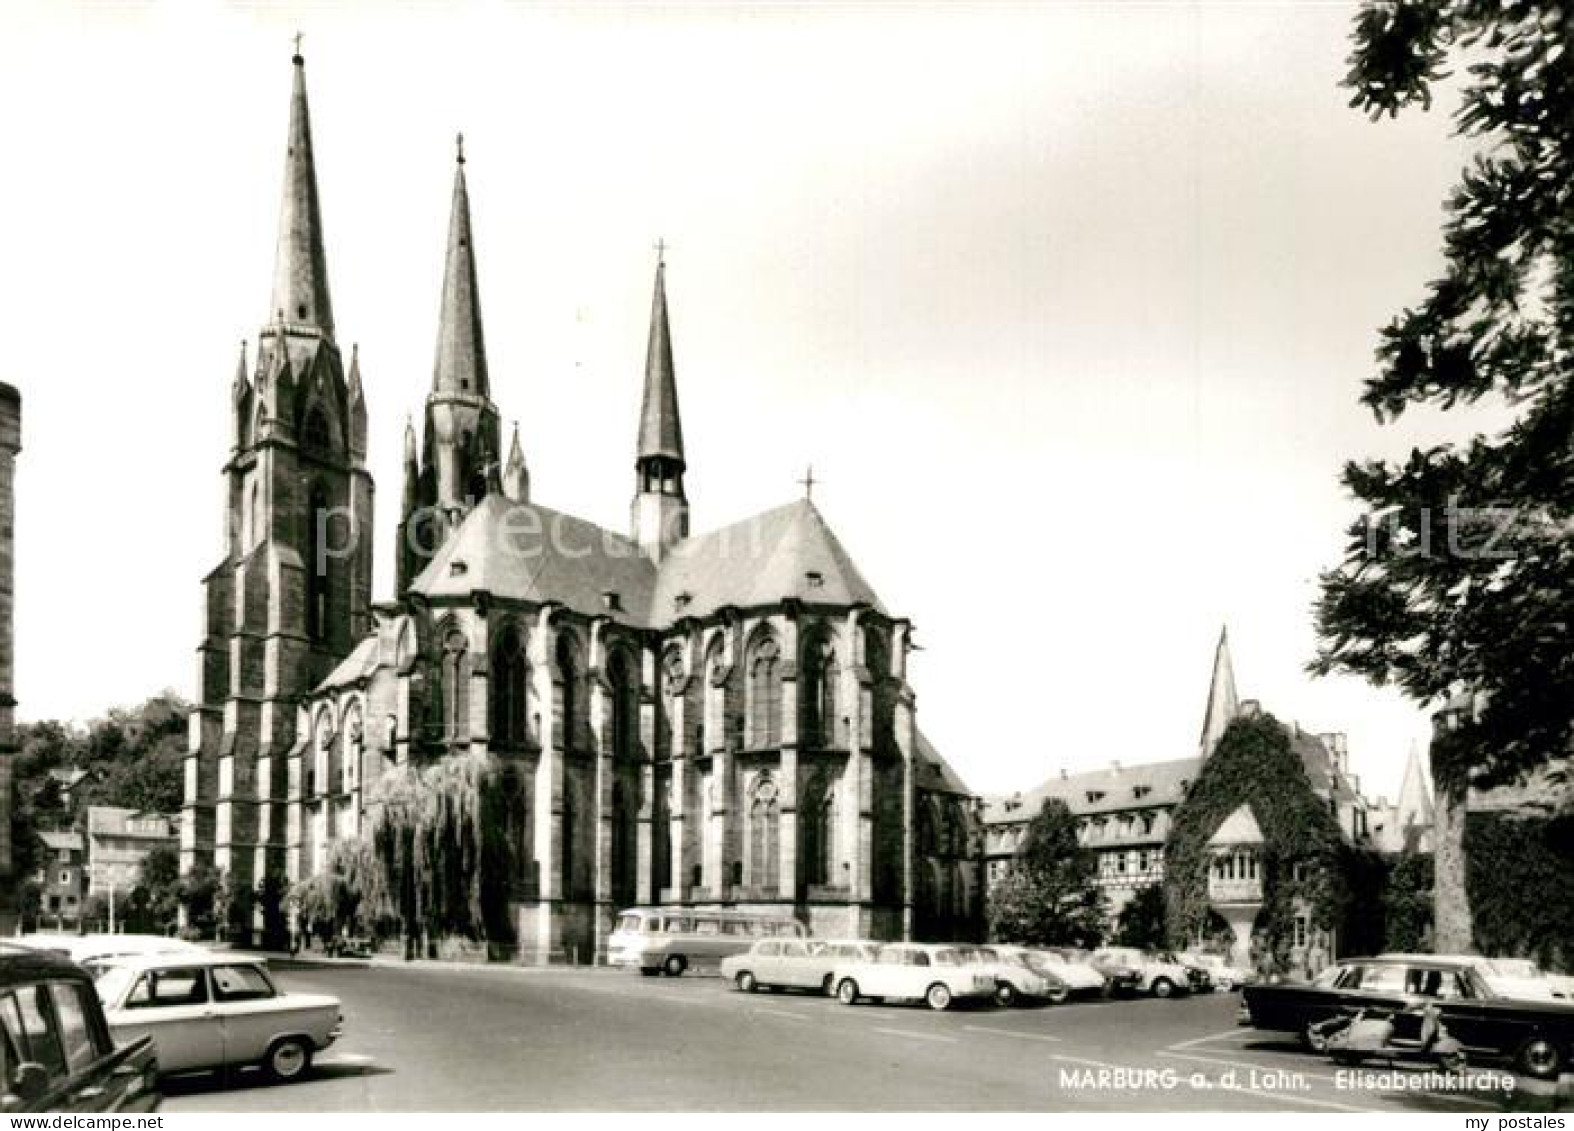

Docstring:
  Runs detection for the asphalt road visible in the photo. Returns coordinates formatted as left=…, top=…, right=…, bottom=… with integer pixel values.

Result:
left=160, top=959, right=1570, bottom=1112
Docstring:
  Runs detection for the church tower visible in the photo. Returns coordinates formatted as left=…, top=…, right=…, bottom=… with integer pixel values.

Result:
left=630, top=251, right=689, bottom=560
left=397, top=137, right=502, bottom=590
left=183, top=48, right=374, bottom=925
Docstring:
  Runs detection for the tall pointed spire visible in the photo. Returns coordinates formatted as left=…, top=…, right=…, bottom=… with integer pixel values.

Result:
left=1198, top=625, right=1240, bottom=758
left=432, top=133, right=487, bottom=398
left=636, top=247, right=685, bottom=464
left=269, top=46, right=335, bottom=337
left=504, top=422, right=530, bottom=502
left=1394, top=742, right=1434, bottom=832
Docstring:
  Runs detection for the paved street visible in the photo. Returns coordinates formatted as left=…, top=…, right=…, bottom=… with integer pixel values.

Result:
left=161, top=959, right=1568, bottom=1112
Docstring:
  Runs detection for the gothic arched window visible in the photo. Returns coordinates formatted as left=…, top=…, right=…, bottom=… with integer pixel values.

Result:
left=801, top=631, right=839, bottom=749
left=303, top=405, right=333, bottom=457
left=440, top=628, right=469, bottom=742
left=608, top=647, right=638, bottom=762
left=746, top=634, right=781, bottom=748
left=746, top=775, right=780, bottom=891
left=801, top=773, right=837, bottom=887
left=305, top=483, right=331, bottom=642
left=556, top=633, right=582, bottom=754
left=703, top=636, right=726, bottom=754
left=491, top=625, right=529, bottom=749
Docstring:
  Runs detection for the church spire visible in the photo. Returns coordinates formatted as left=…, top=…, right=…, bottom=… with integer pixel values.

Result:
left=1394, top=742, right=1434, bottom=833
left=636, top=246, right=685, bottom=465
left=1198, top=625, right=1240, bottom=758
left=504, top=422, right=530, bottom=503
left=432, top=133, right=488, bottom=398
left=268, top=47, right=335, bottom=338
left=630, top=245, right=689, bottom=561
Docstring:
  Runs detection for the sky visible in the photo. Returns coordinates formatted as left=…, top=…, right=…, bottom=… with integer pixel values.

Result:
left=0, top=2, right=1515, bottom=803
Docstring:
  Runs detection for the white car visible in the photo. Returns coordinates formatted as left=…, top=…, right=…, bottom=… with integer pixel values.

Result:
left=1093, top=947, right=1191, bottom=998
left=17, top=933, right=207, bottom=979
left=953, top=946, right=1067, bottom=1006
left=720, top=938, right=878, bottom=995
left=830, top=942, right=996, bottom=1011
left=1015, top=947, right=1107, bottom=997
left=96, top=952, right=343, bottom=1083
left=1180, top=952, right=1253, bottom=992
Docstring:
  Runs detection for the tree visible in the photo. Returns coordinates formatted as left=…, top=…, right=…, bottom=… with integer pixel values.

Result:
left=1115, top=883, right=1169, bottom=950
left=1312, top=2, right=1574, bottom=951
left=128, top=844, right=181, bottom=935
left=987, top=799, right=1107, bottom=948
left=178, top=862, right=220, bottom=941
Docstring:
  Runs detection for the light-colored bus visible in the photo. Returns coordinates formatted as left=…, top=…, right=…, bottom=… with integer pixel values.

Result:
left=607, top=908, right=809, bottom=977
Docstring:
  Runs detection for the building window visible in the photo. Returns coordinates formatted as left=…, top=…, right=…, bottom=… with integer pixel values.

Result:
left=800, top=632, right=838, bottom=748
left=304, top=483, right=332, bottom=642
left=555, top=633, right=581, bottom=753
left=491, top=625, right=529, bottom=748
left=747, top=634, right=781, bottom=747
left=441, top=629, right=469, bottom=742
left=801, top=774, right=836, bottom=887
left=1293, top=915, right=1309, bottom=949
left=608, top=647, right=638, bottom=762
left=59, top=870, right=71, bottom=885
left=1086, top=790, right=1105, bottom=804
left=702, top=637, right=725, bottom=753
left=746, top=775, right=781, bottom=891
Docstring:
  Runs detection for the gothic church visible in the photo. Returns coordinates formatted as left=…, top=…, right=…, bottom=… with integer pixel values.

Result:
left=180, top=50, right=983, bottom=962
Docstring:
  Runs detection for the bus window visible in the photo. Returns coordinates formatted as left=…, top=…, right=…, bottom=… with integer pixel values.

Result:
left=615, top=913, right=643, bottom=933
left=724, top=920, right=752, bottom=937
left=694, top=918, right=721, bottom=936
left=665, top=916, right=693, bottom=934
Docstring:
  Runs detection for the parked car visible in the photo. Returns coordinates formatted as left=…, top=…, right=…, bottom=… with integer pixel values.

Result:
left=1179, top=952, right=1252, bottom=992
left=95, top=953, right=342, bottom=1083
left=0, top=943, right=159, bottom=1113
left=16, top=934, right=206, bottom=980
left=1242, top=955, right=1574, bottom=1080
left=721, top=939, right=878, bottom=995
left=831, top=943, right=996, bottom=1012
left=1048, top=948, right=1121, bottom=996
left=1093, top=947, right=1191, bottom=998
left=958, top=946, right=1068, bottom=1006
left=1166, top=952, right=1214, bottom=994
left=1018, top=948, right=1107, bottom=998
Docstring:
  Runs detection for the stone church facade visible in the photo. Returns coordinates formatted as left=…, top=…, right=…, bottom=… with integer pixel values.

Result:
left=180, top=50, right=983, bottom=962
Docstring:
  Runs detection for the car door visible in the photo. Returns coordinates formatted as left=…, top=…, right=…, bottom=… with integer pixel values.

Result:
left=777, top=941, right=813, bottom=989
left=750, top=941, right=783, bottom=986
left=208, top=963, right=285, bottom=1068
left=111, top=965, right=218, bottom=1074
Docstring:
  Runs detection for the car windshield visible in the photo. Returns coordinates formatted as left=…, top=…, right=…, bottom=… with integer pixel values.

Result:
left=95, top=965, right=136, bottom=1004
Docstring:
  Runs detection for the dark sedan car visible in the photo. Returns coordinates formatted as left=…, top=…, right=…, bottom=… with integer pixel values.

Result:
left=1242, top=955, right=1574, bottom=1080
left=0, top=944, right=159, bottom=1113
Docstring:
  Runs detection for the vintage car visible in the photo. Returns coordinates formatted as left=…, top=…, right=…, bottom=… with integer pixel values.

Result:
left=1180, top=952, right=1252, bottom=992
left=1241, top=955, right=1574, bottom=1080
left=721, top=939, right=878, bottom=995
left=1017, top=948, right=1107, bottom=997
left=95, top=952, right=342, bottom=1083
left=17, top=934, right=207, bottom=980
left=830, top=943, right=996, bottom=1011
left=1093, top=947, right=1191, bottom=998
left=0, top=943, right=159, bottom=1113
left=957, top=946, right=1068, bottom=1006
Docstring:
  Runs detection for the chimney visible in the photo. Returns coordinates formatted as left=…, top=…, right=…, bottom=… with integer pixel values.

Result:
left=1110, top=759, right=1122, bottom=777
left=1240, top=699, right=1261, bottom=718
left=1059, top=768, right=1069, bottom=781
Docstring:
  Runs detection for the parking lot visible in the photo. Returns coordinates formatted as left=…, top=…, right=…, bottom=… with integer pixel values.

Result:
left=158, top=958, right=1570, bottom=1112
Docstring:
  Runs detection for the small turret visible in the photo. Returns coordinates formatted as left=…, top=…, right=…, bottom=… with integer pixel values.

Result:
left=347, top=343, right=367, bottom=462
left=503, top=422, right=530, bottom=502
left=1199, top=625, right=1240, bottom=758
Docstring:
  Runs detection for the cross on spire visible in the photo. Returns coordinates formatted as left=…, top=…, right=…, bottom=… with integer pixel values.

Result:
left=293, top=31, right=304, bottom=58
left=798, top=465, right=818, bottom=500
left=654, top=237, right=668, bottom=267
left=455, top=132, right=465, bottom=165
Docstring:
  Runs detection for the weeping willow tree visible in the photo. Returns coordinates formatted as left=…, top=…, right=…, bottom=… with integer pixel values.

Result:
left=369, top=751, right=516, bottom=956
left=292, top=835, right=389, bottom=938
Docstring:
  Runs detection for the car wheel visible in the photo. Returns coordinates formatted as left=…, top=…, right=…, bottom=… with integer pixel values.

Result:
left=1150, top=978, right=1175, bottom=999
left=736, top=971, right=757, bottom=994
left=664, top=954, right=687, bottom=978
left=1303, top=1022, right=1330, bottom=1053
left=926, top=983, right=953, bottom=1012
left=1047, top=984, right=1070, bottom=1005
left=264, top=1036, right=313, bottom=1084
left=837, top=978, right=861, bottom=1005
left=995, top=982, right=1017, bottom=1007
left=1516, top=1037, right=1565, bottom=1081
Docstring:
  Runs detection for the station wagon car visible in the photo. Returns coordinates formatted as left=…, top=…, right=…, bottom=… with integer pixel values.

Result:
left=0, top=944, right=158, bottom=1114
left=831, top=943, right=996, bottom=1011
left=95, top=953, right=342, bottom=1083
left=1241, top=955, right=1574, bottom=1080
left=721, top=939, right=877, bottom=995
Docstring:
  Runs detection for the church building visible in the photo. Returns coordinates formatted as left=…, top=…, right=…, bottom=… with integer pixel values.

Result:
left=180, top=50, right=983, bottom=962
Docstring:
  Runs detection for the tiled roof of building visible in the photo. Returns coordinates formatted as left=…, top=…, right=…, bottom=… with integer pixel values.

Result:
left=915, top=729, right=972, bottom=797
left=410, top=494, right=887, bottom=629
left=39, top=830, right=82, bottom=852
left=85, top=808, right=176, bottom=840
left=984, top=756, right=1200, bottom=826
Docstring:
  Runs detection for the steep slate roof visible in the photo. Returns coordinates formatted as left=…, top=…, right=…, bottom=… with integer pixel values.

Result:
left=317, top=634, right=382, bottom=692
left=431, top=146, right=489, bottom=398
left=652, top=499, right=887, bottom=621
left=269, top=52, right=334, bottom=336
left=915, top=729, right=972, bottom=796
left=983, top=756, right=1200, bottom=826
left=636, top=260, right=684, bottom=464
left=412, top=493, right=656, bottom=622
